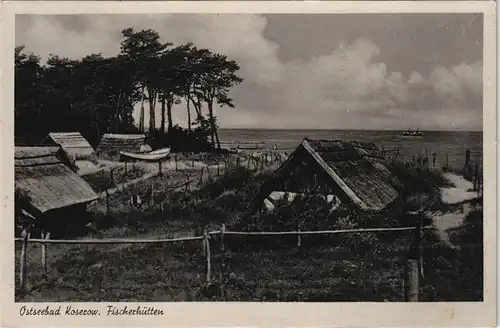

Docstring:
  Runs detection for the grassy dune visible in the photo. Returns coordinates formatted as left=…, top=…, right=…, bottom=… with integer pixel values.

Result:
left=15, top=163, right=483, bottom=302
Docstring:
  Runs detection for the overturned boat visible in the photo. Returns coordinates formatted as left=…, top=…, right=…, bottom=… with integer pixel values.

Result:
left=119, top=147, right=171, bottom=162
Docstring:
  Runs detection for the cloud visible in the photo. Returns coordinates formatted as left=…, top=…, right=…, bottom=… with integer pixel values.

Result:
left=15, top=14, right=483, bottom=131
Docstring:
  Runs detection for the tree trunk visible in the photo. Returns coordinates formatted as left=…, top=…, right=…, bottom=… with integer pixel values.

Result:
left=167, top=97, right=173, bottom=134
left=139, top=85, right=145, bottom=132
left=160, top=94, right=166, bottom=133
left=208, top=101, right=216, bottom=147
left=115, top=90, right=122, bottom=133
left=189, top=93, right=202, bottom=121
left=148, top=88, right=156, bottom=132
left=215, top=129, right=221, bottom=149
left=186, top=96, right=192, bottom=133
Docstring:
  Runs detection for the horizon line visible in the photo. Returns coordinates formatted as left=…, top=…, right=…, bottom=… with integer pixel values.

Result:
left=218, top=127, right=483, bottom=132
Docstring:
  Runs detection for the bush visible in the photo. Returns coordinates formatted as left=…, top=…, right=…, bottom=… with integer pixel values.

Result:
left=389, top=162, right=452, bottom=197
left=148, top=125, right=212, bottom=153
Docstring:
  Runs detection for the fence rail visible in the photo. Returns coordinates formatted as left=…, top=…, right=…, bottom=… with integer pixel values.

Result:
left=14, top=226, right=434, bottom=244
left=15, top=223, right=432, bottom=302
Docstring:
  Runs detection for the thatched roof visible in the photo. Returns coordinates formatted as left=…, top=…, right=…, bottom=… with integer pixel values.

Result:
left=15, top=146, right=98, bottom=214
left=44, top=132, right=95, bottom=160
left=301, top=138, right=398, bottom=210
left=96, top=133, right=146, bottom=160
left=257, top=138, right=398, bottom=211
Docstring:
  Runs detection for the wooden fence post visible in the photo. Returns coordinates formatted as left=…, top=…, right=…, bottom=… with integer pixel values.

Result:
left=221, top=224, right=226, bottom=252
left=192, top=157, right=195, bottom=168
left=203, top=230, right=211, bottom=284
left=473, top=164, right=479, bottom=191
left=124, top=162, right=128, bottom=176
left=404, top=259, right=419, bottom=302
left=105, top=189, right=110, bottom=215
left=150, top=183, right=155, bottom=205
left=41, top=232, right=46, bottom=275
left=41, top=232, right=50, bottom=276
left=90, top=263, right=103, bottom=302
left=110, top=168, right=114, bottom=185
left=217, top=162, right=220, bottom=176
left=478, top=173, right=482, bottom=196
left=175, top=155, right=178, bottom=171
left=158, top=160, right=163, bottom=177
left=297, top=227, right=301, bottom=249
left=19, top=231, right=28, bottom=294
left=199, top=167, right=205, bottom=186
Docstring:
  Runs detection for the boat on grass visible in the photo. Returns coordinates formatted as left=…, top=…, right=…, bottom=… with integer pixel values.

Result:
left=119, top=147, right=171, bottom=162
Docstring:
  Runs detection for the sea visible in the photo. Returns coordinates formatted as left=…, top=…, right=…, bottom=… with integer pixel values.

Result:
left=218, top=129, right=483, bottom=169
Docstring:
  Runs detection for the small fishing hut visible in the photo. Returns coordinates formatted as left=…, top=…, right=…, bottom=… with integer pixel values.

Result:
left=96, top=133, right=146, bottom=161
left=15, top=146, right=99, bottom=236
left=254, top=138, right=398, bottom=211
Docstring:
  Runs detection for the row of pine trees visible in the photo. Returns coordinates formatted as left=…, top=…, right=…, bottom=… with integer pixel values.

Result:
left=15, top=27, right=243, bottom=151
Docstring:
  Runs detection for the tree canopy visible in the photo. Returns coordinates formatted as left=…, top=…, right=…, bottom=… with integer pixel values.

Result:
left=15, top=28, right=243, bottom=151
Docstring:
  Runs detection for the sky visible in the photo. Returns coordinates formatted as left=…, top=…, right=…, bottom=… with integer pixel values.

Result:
left=15, top=13, right=483, bottom=131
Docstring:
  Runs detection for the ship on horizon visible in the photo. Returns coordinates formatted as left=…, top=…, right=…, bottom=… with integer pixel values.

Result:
left=400, top=128, right=424, bottom=137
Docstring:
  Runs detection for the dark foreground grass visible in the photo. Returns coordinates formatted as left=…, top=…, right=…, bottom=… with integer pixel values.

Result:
left=16, top=227, right=482, bottom=302
left=15, top=165, right=483, bottom=302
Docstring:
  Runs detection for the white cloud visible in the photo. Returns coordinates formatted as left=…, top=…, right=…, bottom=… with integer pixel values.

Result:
left=16, top=14, right=483, bottom=131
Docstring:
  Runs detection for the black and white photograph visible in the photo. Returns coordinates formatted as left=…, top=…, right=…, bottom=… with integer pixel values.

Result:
left=2, top=1, right=496, bottom=326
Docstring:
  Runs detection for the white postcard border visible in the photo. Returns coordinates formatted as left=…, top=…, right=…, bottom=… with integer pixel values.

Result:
left=0, top=2, right=496, bottom=327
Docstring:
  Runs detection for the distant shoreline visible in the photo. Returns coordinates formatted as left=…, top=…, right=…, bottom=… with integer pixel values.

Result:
left=218, top=128, right=483, bottom=133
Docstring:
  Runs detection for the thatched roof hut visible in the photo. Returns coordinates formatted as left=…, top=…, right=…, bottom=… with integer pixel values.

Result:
left=15, top=146, right=98, bottom=218
left=43, top=132, right=96, bottom=161
left=255, top=138, right=398, bottom=211
left=96, top=133, right=146, bottom=160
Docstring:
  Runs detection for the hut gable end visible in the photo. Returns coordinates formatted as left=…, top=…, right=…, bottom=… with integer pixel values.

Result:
left=45, top=132, right=96, bottom=161
left=256, top=138, right=398, bottom=212
left=302, top=138, right=398, bottom=211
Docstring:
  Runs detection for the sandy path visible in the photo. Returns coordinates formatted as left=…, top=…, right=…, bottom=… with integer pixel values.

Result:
left=440, top=173, right=479, bottom=205
left=429, top=173, right=480, bottom=246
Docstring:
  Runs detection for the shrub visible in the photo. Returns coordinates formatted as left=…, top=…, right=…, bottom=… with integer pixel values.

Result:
left=389, top=162, right=452, bottom=197
left=148, top=125, right=212, bottom=153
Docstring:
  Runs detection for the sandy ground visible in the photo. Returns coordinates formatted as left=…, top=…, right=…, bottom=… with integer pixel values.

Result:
left=430, top=173, right=481, bottom=246
left=440, top=172, right=479, bottom=204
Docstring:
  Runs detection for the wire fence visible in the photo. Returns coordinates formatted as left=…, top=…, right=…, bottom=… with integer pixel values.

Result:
left=83, top=151, right=286, bottom=216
